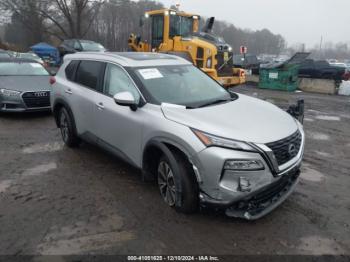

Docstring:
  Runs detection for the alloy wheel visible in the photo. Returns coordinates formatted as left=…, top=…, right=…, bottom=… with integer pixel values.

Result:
left=157, top=161, right=176, bottom=206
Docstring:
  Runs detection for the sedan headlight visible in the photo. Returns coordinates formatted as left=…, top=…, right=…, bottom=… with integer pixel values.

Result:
left=192, top=129, right=256, bottom=152
left=0, top=88, right=21, bottom=97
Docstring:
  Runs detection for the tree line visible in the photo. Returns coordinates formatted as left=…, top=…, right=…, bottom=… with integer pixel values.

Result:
left=0, top=0, right=291, bottom=55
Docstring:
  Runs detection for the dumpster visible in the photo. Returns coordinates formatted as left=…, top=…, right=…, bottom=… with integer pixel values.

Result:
left=259, top=52, right=310, bottom=91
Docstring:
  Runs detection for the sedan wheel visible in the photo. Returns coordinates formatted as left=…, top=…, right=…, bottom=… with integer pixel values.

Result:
left=158, top=160, right=176, bottom=206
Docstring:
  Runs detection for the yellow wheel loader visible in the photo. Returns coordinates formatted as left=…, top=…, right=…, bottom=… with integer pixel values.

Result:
left=128, top=9, right=245, bottom=87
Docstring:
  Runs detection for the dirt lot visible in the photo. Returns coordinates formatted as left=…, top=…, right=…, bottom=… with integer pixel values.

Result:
left=0, top=85, right=349, bottom=256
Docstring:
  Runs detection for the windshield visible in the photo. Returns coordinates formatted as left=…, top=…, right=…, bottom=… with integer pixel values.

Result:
left=20, top=53, right=39, bottom=59
left=0, top=53, right=10, bottom=58
left=131, top=65, right=231, bottom=108
left=170, top=15, right=193, bottom=37
left=0, top=62, right=49, bottom=76
left=80, top=42, right=105, bottom=51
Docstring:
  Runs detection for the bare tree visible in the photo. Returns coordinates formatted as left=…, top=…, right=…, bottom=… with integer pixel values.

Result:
left=0, top=0, right=105, bottom=41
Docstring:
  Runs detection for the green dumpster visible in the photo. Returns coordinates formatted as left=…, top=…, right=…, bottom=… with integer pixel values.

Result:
left=259, top=52, right=310, bottom=91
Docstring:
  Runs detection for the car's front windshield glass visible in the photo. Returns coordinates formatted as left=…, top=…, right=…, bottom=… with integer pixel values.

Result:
left=132, top=65, right=232, bottom=108
left=80, top=42, right=105, bottom=51
left=0, top=53, right=10, bottom=58
left=0, top=62, right=49, bottom=76
left=21, top=53, right=39, bottom=59
left=170, top=15, right=193, bottom=37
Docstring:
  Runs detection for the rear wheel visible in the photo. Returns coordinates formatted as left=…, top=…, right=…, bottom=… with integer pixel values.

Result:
left=59, top=107, right=80, bottom=147
left=157, top=151, right=199, bottom=213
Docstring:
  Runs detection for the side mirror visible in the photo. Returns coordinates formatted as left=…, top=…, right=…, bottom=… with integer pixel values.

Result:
left=113, top=91, right=138, bottom=111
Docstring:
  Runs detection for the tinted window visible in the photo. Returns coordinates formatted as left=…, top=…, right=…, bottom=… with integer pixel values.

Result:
left=65, top=60, right=79, bottom=81
left=104, top=64, right=140, bottom=102
left=80, top=41, right=105, bottom=51
left=75, top=61, right=105, bottom=91
left=64, top=40, right=73, bottom=48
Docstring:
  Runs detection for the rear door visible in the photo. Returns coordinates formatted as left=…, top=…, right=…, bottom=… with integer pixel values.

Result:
left=66, top=60, right=106, bottom=138
left=93, top=63, right=144, bottom=167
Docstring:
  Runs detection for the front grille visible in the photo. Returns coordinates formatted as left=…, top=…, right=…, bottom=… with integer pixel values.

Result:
left=266, top=130, right=302, bottom=166
left=22, top=91, right=50, bottom=108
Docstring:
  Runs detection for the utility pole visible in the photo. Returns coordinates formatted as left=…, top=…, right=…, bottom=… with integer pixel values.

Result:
left=319, top=36, right=323, bottom=59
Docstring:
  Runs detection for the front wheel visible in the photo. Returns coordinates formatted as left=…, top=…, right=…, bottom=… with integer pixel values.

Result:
left=157, top=151, right=199, bottom=213
left=59, top=107, right=80, bottom=147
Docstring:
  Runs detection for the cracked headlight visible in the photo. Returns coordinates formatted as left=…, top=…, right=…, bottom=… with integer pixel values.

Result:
left=0, top=88, right=21, bottom=97
left=192, top=129, right=257, bottom=152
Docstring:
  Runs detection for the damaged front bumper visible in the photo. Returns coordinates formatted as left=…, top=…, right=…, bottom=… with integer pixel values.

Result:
left=193, top=123, right=304, bottom=220
left=225, top=167, right=300, bottom=220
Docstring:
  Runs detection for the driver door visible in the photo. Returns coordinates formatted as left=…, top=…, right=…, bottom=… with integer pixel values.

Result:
left=151, top=15, right=164, bottom=49
left=93, top=63, right=144, bottom=167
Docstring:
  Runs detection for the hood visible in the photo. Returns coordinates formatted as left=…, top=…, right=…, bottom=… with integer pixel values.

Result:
left=161, top=94, right=298, bottom=144
left=0, top=76, right=50, bottom=92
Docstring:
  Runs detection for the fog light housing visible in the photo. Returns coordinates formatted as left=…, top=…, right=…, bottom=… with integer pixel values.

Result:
left=224, top=160, right=264, bottom=171
left=239, top=177, right=251, bottom=192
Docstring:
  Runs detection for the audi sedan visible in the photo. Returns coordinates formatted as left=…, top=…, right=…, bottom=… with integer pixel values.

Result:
left=0, top=58, right=51, bottom=112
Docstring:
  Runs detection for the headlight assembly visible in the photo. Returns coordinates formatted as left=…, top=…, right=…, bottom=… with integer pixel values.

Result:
left=0, top=88, right=21, bottom=97
left=192, top=129, right=256, bottom=152
left=224, top=160, right=264, bottom=171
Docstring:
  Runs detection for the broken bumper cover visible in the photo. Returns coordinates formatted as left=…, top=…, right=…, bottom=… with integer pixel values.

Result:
left=225, top=168, right=300, bottom=220
left=198, top=162, right=300, bottom=220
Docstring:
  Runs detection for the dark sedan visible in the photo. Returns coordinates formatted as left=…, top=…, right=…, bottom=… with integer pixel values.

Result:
left=0, top=58, right=51, bottom=112
left=58, top=39, right=105, bottom=58
left=299, top=59, right=346, bottom=81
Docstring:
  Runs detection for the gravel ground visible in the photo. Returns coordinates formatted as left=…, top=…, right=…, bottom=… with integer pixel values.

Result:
left=0, top=85, right=349, bottom=256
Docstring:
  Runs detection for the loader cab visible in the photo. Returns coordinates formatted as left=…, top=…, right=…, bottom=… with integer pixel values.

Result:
left=141, top=9, right=200, bottom=50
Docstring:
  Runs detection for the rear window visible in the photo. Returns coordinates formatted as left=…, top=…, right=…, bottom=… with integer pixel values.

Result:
left=75, top=60, right=105, bottom=91
left=65, top=60, right=79, bottom=81
left=0, top=62, right=49, bottom=76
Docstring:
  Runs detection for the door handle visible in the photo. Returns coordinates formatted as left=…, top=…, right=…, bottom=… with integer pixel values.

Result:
left=65, top=89, right=73, bottom=95
left=96, top=102, right=104, bottom=110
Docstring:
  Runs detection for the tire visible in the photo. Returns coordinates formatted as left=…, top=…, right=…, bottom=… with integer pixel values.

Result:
left=157, top=151, right=199, bottom=214
left=58, top=107, right=80, bottom=147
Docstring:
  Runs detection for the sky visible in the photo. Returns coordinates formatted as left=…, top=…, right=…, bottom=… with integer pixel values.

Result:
left=156, top=0, right=349, bottom=48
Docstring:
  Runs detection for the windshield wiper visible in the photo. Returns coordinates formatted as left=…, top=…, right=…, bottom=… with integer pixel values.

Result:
left=197, top=98, right=232, bottom=108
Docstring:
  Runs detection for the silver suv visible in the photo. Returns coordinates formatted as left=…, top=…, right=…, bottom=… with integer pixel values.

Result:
left=51, top=52, right=305, bottom=220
